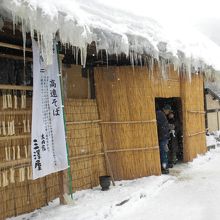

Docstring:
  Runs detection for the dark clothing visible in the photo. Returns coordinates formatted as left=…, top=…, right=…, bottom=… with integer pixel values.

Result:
left=167, top=117, right=182, bottom=163
left=156, top=110, right=170, bottom=169
left=156, top=110, right=170, bottom=141
left=159, top=139, right=169, bottom=169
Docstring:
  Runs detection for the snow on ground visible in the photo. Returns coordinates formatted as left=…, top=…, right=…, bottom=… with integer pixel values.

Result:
left=206, top=134, right=217, bottom=147
left=8, top=135, right=220, bottom=220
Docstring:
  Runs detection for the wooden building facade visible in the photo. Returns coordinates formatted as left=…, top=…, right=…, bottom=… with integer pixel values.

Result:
left=205, top=88, right=220, bottom=132
left=0, top=20, right=207, bottom=220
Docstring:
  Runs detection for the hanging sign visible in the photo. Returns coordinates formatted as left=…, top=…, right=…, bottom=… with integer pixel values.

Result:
left=31, top=40, right=68, bottom=179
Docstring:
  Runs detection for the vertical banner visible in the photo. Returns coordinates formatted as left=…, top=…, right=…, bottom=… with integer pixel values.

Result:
left=31, top=40, right=68, bottom=179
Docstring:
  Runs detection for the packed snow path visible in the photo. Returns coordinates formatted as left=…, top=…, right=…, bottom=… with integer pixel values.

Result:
left=9, top=147, right=220, bottom=220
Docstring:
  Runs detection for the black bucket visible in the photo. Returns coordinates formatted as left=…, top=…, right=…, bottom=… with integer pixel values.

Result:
left=99, top=175, right=111, bottom=191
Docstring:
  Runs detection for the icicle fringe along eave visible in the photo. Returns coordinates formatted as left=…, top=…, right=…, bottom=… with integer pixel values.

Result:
left=1, top=1, right=220, bottom=76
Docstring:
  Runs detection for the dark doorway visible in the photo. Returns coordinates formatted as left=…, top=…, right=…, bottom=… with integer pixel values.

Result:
left=155, top=97, right=183, bottom=165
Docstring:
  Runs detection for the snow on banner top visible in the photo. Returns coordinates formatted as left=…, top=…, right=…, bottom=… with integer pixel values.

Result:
left=1, top=0, right=220, bottom=72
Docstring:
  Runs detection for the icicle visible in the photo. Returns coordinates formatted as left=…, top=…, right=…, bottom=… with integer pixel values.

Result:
left=64, top=43, right=67, bottom=54
left=12, top=146, right=16, bottom=160
left=23, top=119, right=27, bottom=133
left=76, top=47, right=79, bottom=65
left=2, top=91, right=7, bottom=109
left=9, top=93, right=12, bottom=108
left=81, top=47, right=87, bottom=68
left=139, top=54, right=142, bottom=67
left=24, top=145, right=28, bottom=158
left=19, top=168, right=25, bottom=182
left=7, top=121, right=10, bottom=136
left=12, top=11, right=16, bottom=35
left=27, top=119, right=30, bottom=133
left=14, top=92, right=18, bottom=109
left=5, top=147, right=9, bottom=161
left=10, top=168, right=15, bottom=184
left=10, top=121, right=13, bottom=135
left=27, top=167, right=32, bottom=180
left=37, top=31, right=40, bottom=47
left=17, top=145, right=20, bottom=159
left=151, top=57, right=154, bottom=76
left=7, top=93, right=12, bottom=108
left=21, top=19, right=26, bottom=66
left=8, top=147, right=11, bottom=160
left=106, top=49, right=109, bottom=68
left=12, top=120, right=15, bottom=135
left=73, top=47, right=76, bottom=63
left=2, top=121, right=6, bottom=136
left=21, top=91, right=26, bottom=109
left=130, top=51, right=134, bottom=71
left=29, top=21, right=34, bottom=42
left=134, top=52, right=138, bottom=65
left=23, top=91, right=26, bottom=108
left=100, top=50, right=103, bottom=63
left=2, top=171, right=8, bottom=187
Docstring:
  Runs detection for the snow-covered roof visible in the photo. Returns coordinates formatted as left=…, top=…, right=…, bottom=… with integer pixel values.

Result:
left=1, top=0, right=220, bottom=72
left=205, top=82, right=220, bottom=98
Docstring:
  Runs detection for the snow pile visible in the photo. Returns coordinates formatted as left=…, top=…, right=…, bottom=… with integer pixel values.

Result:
left=206, top=131, right=220, bottom=147
left=1, top=0, right=220, bottom=72
left=8, top=146, right=220, bottom=220
left=206, top=134, right=217, bottom=147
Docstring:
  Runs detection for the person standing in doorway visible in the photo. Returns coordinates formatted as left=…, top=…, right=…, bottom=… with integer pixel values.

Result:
left=167, top=112, right=179, bottom=167
left=156, top=104, right=172, bottom=174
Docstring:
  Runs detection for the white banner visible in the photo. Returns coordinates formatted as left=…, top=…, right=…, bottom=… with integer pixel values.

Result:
left=31, top=40, right=68, bottom=179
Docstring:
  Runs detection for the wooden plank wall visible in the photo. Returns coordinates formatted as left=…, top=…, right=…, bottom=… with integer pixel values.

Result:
left=180, top=74, right=207, bottom=161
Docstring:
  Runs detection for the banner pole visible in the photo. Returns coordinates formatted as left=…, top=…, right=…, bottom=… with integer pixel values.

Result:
left=56, top=43, right=73, bottom=201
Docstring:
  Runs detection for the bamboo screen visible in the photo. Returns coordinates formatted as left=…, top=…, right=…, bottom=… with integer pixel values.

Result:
left=95, top=66, right=161, bottom=180
left=180, top=74, right=207, bottom=161
left=65, top=99, right=107, bottom=192
left=0, top=68, right=207, bottom=219
left=0, top=96, right=107, bottom=219
left=0, top=88, right=60, bottom=220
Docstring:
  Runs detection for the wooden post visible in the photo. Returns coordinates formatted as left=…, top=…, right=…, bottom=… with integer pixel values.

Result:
left=58, top=170, right=69, bottom=204
left=57, top=53, right=73, bottom=204
left=103, top=143, right=115, bottom=186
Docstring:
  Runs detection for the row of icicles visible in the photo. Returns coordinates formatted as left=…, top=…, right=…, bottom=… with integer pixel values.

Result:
left=2, top=90, right=27, bottom=109
left=12, top=12, right=202, bottom=78
left=0, top=166, right=32, bottom=187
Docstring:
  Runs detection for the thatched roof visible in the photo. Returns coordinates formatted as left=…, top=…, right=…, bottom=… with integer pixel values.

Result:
left=0, top=0, right=220, bottom=73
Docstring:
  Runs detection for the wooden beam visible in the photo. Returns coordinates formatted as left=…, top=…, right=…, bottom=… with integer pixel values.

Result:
left=105, top=146, right=159, bottom=153
left=0, top=158, right=31, bottom=169
left=0, top=53, right=33, bottom=61
left=0, top=134, right=31, bottom=142
left=66, top=120, right=102, bottom=125
left=100, top=119, right=156, bottom=124
left=188, top=131, right=206, bottom=137
left=0, top=41, right=32, bottom=52
left=0, top=110, right=32, bottom=115
left=0, top=84, right=33, bottom=91
left=187, top=110, right=206, bottom=114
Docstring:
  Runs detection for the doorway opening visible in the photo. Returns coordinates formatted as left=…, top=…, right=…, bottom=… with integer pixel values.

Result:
left=155, top=97, right=183, bottom=167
